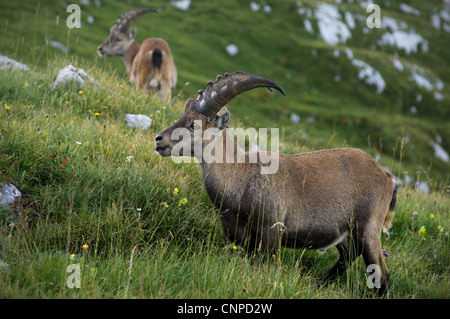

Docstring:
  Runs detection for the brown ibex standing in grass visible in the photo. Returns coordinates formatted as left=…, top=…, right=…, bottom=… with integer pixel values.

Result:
left=154, top=71, right=398, bottom=295
left=98, top=8, right=177, bottom=100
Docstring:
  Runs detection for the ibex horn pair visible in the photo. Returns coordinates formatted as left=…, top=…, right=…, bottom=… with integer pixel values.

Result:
left=195, top=71, right=286, bottom=117
left=113, top=8, right=158, bottom=33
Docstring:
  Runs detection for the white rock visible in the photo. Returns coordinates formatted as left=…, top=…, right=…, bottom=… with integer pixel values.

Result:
left=392, top=59, right=404, bottom=71
left=50, top=65, right=97, bottom=90
left=124, top=114, right=152, bottom=130
left=434, top=92, right=444, bottom=101
left=431, top=13, right=441, bottom=29
left=378, top=16, right=428, bottom=54
left=431, top=142, right=449, bottom=162
left=171, top=0, right=190, bottom=11
left=0, top=184, right=21, bottom=207
left=315, top=3, right=351, bottom=45
left=250, top=1, right=260, bottom=11
left=409, top=72, right=434, bottom=91
left=406, top=63, right=444, bottom=91
left=399, top=3, right=420, bottom=16
left=351, top=59, right=386, bottom=94
left=417, top=182, right=430, bottom=195
left=378, top=31, right=428, bottom=54
left=443, top=23, right=450, bottom=33
left=225, top=44, right=239, bottom=56
left=440, top=9, right=450, bottom=22
left=344, top=47, right=354, bottom=59
left=360, top=0, right=374, bottom=8
left=290, top=113, right=301, bottom=124
left=304, top=19, right=314, bottom=34
left=0, top=54, right=30, bottom=72
left=298, top=7, right=313, bottom=18
left=49, top=41, right=68, bottom=53
left=344, top=11, right=355, bottom=29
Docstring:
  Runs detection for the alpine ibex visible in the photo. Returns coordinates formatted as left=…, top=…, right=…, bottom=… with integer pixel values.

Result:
left=98, top=8, right=177, bottom=100
left=155, top=71, right=398, bottom=295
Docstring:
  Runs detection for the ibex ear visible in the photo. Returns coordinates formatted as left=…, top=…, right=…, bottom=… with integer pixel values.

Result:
left=215, top=107, right=230, bottom=130
left=129, top=28, right=137, bottom=39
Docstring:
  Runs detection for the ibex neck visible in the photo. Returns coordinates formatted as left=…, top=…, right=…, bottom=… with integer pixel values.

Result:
left=123, top=40, right=140, bottom=74
left=198, top=129, right=252, bottom=189
left=198, top=130, right=247, bottom=206
left=197, top=129, right=244, bottom=169
left=197, top=127, right=280, bottom=182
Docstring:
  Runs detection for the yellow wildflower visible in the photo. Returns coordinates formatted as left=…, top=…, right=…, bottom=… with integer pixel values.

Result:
left=94, top=112, right=100, bottom=116
left=178, top=198, right=188, bottom=206
left=79, top=90, right=83, bottom=94
left=232, top=246, right=237, bottom=251
left=161, top=202, right=169, bottom=208
left=173, top=188, right=179, bottom=195
left=82, top=244, right=88, bottom=250
left=70, top=254, right=76, bottom=261
left=5, top=105, right=10, bottom=110
left=418, top=226, right=426, bottom=235
left=430, top=214, right=435, bottom=219
left=437, top=225, right=444, bottom=233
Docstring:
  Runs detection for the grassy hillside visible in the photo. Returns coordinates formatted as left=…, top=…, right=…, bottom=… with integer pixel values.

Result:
left=0, top=0, right=449, bottom=299
left=1, top=0, right=449, bottom=184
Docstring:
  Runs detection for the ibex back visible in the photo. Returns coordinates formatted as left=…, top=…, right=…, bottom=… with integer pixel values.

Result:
left=155, top=71, right=398, bottom=296
left=98, top=9, right=177, bottom=100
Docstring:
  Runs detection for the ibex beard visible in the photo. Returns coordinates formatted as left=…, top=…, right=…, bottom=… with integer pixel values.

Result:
left=155, top=71, right=397, bottom=296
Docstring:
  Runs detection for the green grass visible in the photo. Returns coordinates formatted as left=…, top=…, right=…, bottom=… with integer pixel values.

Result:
left=0, top=59, right=448, bottom=299
left=0, top=0, right=449, bottom=299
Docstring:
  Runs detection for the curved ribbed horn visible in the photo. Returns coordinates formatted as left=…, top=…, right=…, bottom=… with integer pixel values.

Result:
left=195, top=71, right=286, bottom=117
left=114, top=8, right=158, bottom=33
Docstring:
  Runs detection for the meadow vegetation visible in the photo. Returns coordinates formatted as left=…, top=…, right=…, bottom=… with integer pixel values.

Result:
left=0, top=0, right=448, bottom=298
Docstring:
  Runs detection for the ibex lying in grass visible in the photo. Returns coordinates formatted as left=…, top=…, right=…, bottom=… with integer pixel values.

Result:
left=155, top=71, right=398, bottom=295
left=98, top=9, right=177, bottom=100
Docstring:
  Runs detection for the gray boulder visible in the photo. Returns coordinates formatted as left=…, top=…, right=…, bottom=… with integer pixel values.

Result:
left=50, top=65, right=98, bottom=90
left=0, top=54, right=30, bottom=72
left=0, top=184, right=21, bottom=207
left=124, top=114, right=153, bottom=130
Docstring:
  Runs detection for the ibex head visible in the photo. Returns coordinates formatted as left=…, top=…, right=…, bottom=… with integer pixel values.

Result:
left=97, top=8, right=157, bottom=57
left=154, top=71, right=285, bottom=158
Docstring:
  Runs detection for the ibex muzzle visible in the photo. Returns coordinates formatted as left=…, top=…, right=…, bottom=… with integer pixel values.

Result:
left=155, top=71, right=398, bottom=296
left=98, top=8, right=177, bottom=100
